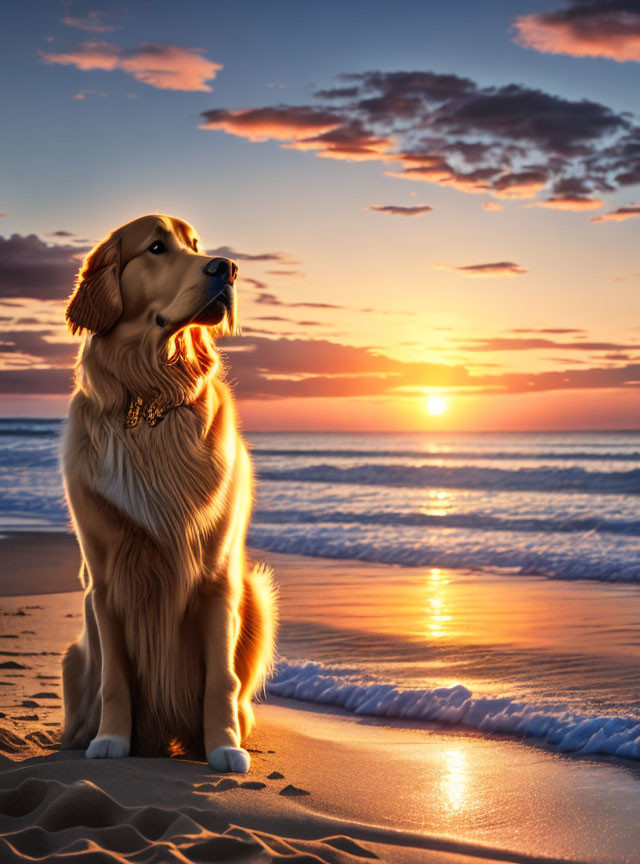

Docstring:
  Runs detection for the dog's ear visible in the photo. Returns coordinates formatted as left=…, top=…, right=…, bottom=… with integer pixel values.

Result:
left=66, top=234, right=122, bottom=336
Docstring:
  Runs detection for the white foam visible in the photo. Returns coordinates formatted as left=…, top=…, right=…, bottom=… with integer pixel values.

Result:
left=267, top=660, right=640, bottom=760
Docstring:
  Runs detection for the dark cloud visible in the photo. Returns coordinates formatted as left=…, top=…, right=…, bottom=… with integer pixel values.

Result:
left=366, top=204, right=434, bottom=216
left=252, top=291, right=282, bottom=305
left=0, top=330, right=74, bottom=367
left=201, top=67, right=638, bottom=202
left=514, top=1, right=640, bottom=62
left=208, top=245, right=294, bottom=263
left=491, top=363, right=640, bottom=394
left=0, top=367, right=73, bottom=395
left=427, top=86, right=624, bottom=155
left=511, top=328, right=586, bottom=335
left=47, top=230, right=90, bottom=242
left=254, top=315, right=322, bottom=327
left=439, top=262, right=527, bottom=277
left=251, top=291, right=343, bottom=310
left=291, top=301, right=343, bottom=310
left=492, top=169, right=548, bottom=198
left=314, top=86, right=360, bottom=99
left=0, top=234, right=86, bottom=301
left=242, top=277, right=269, bottom=291
left=457, top=337, right=638, bottom=351
left=589, top=129, right=640, bottom=189
left=553, top=176, right=593, bottom=195
left=339, top=70, right=476, bottom=122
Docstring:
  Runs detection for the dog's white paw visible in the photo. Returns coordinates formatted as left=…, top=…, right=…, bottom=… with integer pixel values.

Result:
left=207, top=746, right=251, bottom=773
left=86, top=735, right=130, bottom=759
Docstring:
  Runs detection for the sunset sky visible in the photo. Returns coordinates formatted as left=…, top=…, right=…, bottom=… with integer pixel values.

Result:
left=1, top=0, right=639, bottom=430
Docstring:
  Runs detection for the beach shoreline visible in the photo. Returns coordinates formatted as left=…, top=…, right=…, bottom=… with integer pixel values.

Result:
left=1, top=532, right=640, bottom=862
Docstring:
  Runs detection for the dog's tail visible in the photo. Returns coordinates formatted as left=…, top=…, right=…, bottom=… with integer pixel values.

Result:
left=234, top=561, right=277, bottom=736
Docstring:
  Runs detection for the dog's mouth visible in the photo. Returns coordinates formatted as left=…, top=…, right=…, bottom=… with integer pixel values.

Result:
left=156, top=275, right=235, bottom=333
left=192, top=278, right=234, bottom=327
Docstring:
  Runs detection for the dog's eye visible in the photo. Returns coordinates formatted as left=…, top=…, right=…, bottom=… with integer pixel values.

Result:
left=148, top=240, right=167, bottom=255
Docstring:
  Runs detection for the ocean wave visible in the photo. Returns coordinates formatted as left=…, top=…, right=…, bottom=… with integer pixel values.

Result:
left=0, top=420, right=63, bottom=437
left=254, top=508, right=640, bottom=536
left=248, top=524, right=640, bottom=581
left=268, top=659, right=640, bottom=760
left=0, top=448, right=61, bottom=469
left=258, top=463, right=640, bottom=494
left=255, top=447, right=640, bottom=462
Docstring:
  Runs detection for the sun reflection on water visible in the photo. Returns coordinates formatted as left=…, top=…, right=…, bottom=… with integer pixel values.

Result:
left=420, top=489, right=452, bottom=517
left=425, top=567, right=453, bottom=640
left=440, top=746, right=468, bottom=813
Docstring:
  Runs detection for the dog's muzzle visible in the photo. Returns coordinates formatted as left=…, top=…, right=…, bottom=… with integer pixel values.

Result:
left=156, top=256, right=238, bottom=329
left=195, top=257, right=238, bottom=325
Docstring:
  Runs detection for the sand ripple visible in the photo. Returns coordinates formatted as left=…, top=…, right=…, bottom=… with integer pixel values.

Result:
left=0, top=776, right=378, bottom=863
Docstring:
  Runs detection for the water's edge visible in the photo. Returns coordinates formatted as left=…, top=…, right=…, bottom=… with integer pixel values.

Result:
left=268, top=659, right=640, bottom=761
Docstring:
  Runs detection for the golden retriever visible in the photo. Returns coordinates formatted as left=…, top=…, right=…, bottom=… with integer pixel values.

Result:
left=61, top=214, right=275, bottom=773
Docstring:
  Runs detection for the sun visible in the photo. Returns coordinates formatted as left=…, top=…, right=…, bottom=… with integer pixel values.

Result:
left=426, top=394, right=447, bottom=416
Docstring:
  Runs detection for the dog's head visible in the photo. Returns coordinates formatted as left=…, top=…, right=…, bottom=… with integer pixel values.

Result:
left=66, top=214, right=238, bottom=345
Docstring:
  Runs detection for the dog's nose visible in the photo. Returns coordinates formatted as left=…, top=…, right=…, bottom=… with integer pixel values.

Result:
left=203, top=257, right=238, bottom=284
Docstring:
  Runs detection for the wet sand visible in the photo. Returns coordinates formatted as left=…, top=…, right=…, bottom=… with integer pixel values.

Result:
left=1, top=533, right=640, bottom=863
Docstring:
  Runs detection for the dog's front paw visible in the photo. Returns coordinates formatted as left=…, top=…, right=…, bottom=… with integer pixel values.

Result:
left=86, top=735, right=130, bottom=759
left=207, top=746, right=250, bottom=773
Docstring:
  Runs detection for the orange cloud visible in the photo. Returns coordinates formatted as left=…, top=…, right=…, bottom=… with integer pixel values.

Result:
left=528, top=195, right=604, bottom=210
left=1, top=326, right=637, bottom=403
left=438, top=262, right=527, bottom=278
left=482, top=201, right=503, bottom=212
left=201, top=112, right=396, bottom=162
left=514, top=2, right=640, bottom=62
left=385, top=161, right=498, bottom=194
left=199, top=107, right=341, bottom=141
left=41, top=42, right=222, bottom=91
left=277, top=121, right=396, bottom=161
left=590, top=204, right=640, bottom=222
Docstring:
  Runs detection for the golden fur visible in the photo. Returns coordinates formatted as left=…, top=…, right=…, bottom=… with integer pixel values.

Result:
left=61, top=215, right=275, bottom=769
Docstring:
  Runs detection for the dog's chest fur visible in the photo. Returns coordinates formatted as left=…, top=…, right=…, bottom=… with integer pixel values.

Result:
left=94, top=410, right=232, bottom=541
left=95, top=430, right=166, bottom=538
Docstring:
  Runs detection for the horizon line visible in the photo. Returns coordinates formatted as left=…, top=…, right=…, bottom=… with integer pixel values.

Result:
left=0, top=417, right=638, bottom=435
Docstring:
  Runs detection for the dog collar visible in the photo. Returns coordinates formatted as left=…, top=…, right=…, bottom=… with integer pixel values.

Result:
left=124, top=395, right=169, bottom=429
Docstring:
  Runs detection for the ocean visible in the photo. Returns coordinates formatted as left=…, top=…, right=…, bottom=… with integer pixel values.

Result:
left=1, top=419, right=640, bottom=759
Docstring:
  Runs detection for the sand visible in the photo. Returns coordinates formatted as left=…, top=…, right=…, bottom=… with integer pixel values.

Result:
left=1, top=533, right=640, bottom=863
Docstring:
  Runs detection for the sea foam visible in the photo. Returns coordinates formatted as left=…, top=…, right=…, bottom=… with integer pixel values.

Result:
left=268, top=659, right=640, bottom=760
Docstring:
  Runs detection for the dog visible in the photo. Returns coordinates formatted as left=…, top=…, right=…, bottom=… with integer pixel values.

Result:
left=61, top=214, right=275, bottom=773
